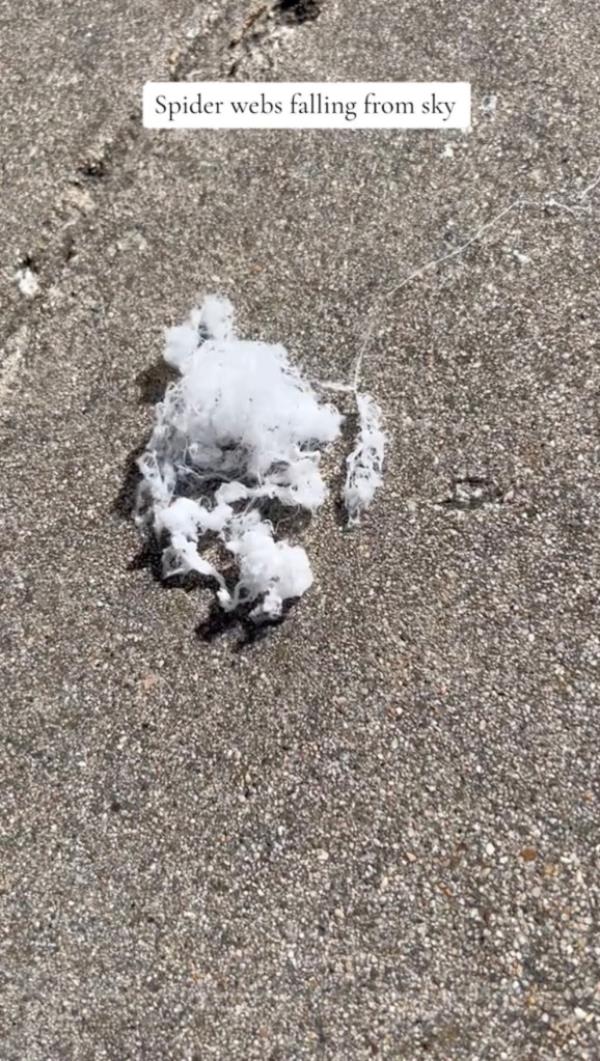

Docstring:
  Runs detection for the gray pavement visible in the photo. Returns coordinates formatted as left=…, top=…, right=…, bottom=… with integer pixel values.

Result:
left=1, top=1, right=600, bottom=1058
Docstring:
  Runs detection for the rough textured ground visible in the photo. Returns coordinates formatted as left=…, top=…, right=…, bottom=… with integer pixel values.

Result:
left=1, top=1, right=599, bottom=1058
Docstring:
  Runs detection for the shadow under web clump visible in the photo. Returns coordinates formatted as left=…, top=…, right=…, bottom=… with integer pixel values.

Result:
left=135, top=358, right=178, bottom=407
left=195, top=598, right=290, bottom=650
left=112, top=360, right=178, bottom=521
left=113, top=440, right=148, bottom=522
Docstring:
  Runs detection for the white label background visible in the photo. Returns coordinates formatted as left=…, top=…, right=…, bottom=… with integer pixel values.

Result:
left=143, top=82, right=471, bottom=130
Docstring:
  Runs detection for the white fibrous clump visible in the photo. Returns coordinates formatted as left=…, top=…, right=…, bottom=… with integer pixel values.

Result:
left=135, top=296, right=343, bottom=622
left=343, top=393, right=386, bottom=527
left=135, top=296, right=387, bottom=623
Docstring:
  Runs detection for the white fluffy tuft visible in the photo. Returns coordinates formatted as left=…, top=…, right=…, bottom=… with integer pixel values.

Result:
left=343, top=393, right=386, bottom=526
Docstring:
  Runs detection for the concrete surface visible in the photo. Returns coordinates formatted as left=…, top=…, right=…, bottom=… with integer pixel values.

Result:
left=1, top=1, right=600, bottom=1058
left=0, top=0, right=231, bottom=315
